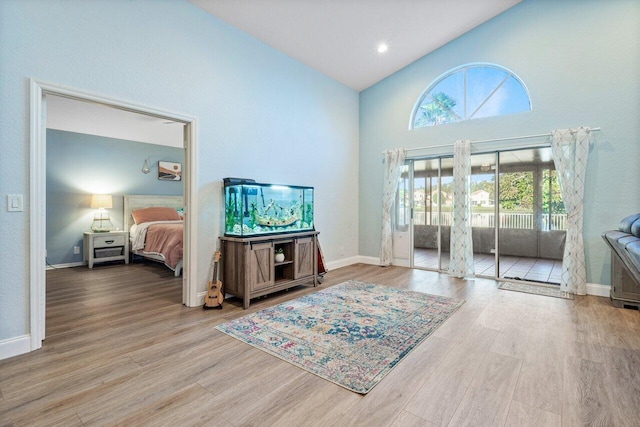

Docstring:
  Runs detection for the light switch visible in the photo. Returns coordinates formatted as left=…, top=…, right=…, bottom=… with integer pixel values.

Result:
left=7, top=195, right=23, bottom=212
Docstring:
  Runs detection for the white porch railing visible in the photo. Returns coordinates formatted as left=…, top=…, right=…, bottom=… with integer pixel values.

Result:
left=413, top=211, right=566, bottom=230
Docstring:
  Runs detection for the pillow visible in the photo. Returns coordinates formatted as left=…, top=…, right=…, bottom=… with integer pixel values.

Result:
left=631, top=217, right=640, bottom=238
left=619, top=214, right=640, bottom=234
left=132, top=207, right=181, bottom=224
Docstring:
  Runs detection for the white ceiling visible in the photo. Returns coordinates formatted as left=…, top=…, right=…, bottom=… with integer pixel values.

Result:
left=46, top=95, right=184, bottom=148
left=189, top=0, right=521, bottom=91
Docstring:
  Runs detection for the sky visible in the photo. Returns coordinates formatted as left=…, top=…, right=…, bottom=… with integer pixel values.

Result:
left=416, top=65, right=530, bottom=125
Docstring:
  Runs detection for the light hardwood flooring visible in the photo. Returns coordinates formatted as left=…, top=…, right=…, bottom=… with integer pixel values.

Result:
left=1, top=261, right=639, bottom=426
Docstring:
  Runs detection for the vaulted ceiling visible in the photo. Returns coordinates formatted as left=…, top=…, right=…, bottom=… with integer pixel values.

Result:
left=189, top=0, right=521, bottom=91
left=48, top=1, right=522, bottom=141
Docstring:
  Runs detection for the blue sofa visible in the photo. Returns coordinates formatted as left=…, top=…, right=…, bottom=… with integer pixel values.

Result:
left=602, top=214, right=640, bottom=308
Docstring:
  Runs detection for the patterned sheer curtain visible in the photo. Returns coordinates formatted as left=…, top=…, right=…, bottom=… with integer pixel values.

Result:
left=551, top=128, right=591, bottom=295
left=380, top=148, right=407, bottom=266
left=449, top=140, right=474, bottom=278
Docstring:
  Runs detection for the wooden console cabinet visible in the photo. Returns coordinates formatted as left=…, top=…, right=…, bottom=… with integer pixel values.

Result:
left=219, top=231, right=318, bottom=309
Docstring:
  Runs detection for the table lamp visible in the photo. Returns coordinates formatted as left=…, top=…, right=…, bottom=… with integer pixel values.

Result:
left=90, top=194, right=113, bottom=232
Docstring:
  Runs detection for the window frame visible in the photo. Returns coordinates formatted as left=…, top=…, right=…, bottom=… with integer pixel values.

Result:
left=409, top=62, right=531, bottom=130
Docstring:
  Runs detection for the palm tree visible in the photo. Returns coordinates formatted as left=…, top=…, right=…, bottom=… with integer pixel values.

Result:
left=415, top=92, right=459, bottom=127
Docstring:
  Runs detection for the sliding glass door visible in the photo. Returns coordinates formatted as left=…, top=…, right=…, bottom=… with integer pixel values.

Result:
left=407, top=146, right=566, bottom=285
left=412, top=159, right=436, bottom=269
left=438, top=158, right=454, bottom=272
left=497, top=147, right=565, bottom=284
left=469, top=153, right=497, bottom=277
left=411, top=158, right=454, bottom=271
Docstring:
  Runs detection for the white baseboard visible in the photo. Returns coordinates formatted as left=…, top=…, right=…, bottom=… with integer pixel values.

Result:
left=325, top=256, right=381, bottom=270
left=196, top=291, right=207, bottom=306
left=301, top=255, right=413, bottom=271
left=587, top=282, right=610, bottom=297
left=357, top=256, right=379, bottom=265
left=0, top=335, right=31, bottom=361
left=392, top=258, right=410, bottom=268
left=46, top=262, right=84, bottom=270
left=326, top=256, right=364, bottom=270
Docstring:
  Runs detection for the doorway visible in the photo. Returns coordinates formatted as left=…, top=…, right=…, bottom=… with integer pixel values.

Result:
left=29, top=80, right=199, bottom=352
left=497, top=148, right=565, bottom=283
left=406, top=146, right=566, bottom=283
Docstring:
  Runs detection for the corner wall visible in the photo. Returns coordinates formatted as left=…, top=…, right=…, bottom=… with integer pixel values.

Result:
left=359, top=0, right=640, bottom=286
left=0, top=0, right=359, bottom=345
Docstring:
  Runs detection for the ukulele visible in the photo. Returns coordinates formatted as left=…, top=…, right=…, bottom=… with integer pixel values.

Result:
left=203, top=251, right=224, bottom=310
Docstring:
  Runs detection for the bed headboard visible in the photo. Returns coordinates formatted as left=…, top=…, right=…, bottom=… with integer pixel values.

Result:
left=123, top=195, right=184, bottom=230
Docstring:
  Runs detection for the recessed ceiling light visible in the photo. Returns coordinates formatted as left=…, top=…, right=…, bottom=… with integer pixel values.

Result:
left=377, top=43, right=388, bottom=53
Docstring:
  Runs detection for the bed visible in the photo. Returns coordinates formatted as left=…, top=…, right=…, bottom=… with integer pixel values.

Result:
left=124, top=195, right=184, bottom=277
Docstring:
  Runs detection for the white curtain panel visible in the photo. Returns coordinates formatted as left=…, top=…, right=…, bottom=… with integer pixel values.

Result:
left=380, top=148, right=406, bottom=266
left=448, top=140, right=475, bottom=278
left=551, top=128, right=591, bottom=295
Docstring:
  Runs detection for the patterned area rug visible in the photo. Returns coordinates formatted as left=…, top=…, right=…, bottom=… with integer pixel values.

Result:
left=216, top=280, right=464, bottom=394
left=498, top=281, right=574, bottom=300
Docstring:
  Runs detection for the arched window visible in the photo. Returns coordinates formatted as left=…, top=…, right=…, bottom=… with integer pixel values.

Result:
left=410, top=63, right=531, bottom=129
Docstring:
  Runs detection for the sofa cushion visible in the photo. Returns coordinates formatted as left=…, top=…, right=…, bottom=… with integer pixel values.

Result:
left=604, top=231, right=636, bottom=256
left=618, top=235, right=640, bottom=247
left=604, top=230, right=631, bottom=245
left=632, top=218, right=640, bottom=238
left=625, top=241, right=640, bottom=275
left=619, top=213, right=640, bottom=234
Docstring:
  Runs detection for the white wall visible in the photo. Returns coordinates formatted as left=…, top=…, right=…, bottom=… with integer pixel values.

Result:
left=359, top=0, right=640, bottom=286
left=0, top=0, right=359, bottom=344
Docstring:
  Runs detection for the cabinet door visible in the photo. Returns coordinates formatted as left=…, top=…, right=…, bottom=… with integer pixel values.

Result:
left=294, top=237, right=314, bottom=279
left=250, top=242, right=274, bottom=291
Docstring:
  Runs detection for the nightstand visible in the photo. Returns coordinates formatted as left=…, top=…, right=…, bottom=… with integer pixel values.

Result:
left=83, top=231, right=130, bottom=268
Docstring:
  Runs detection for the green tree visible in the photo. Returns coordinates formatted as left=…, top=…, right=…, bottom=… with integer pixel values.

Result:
left=415, top=92, right=459, bottom=127
left=542, top=169, right=566, bottom=214
left=499, top=172, right=533, bottom=210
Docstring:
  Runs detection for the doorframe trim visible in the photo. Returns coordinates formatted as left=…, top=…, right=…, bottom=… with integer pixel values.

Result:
left=29, top=79, right=199, bottom=351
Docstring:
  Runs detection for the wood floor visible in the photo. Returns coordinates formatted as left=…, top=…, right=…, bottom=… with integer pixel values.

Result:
left=1, top=261, right=639, bottom=426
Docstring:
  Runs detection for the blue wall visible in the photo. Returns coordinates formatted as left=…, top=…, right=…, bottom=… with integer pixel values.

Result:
left=359, top=0, right=640, bottom=286
left=46, top=130, right=183, bottom=265
left=0, top=0, right=359, bottom=343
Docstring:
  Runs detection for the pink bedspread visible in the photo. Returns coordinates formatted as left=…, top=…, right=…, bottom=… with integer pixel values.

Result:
left=144, top=223, right=183, bottom=268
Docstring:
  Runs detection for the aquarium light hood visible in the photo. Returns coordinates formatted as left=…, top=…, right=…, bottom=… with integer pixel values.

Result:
left=223, top=177, right=256, bottom=186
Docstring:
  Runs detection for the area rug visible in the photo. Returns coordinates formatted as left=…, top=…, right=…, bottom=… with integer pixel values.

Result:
left=215, top=280, right=465, bottom=394
left=498, top=281, right=573, bottom=300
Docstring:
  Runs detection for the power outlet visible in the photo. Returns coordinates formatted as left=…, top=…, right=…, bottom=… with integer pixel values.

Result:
left=73, top=246, right=80, bottom=254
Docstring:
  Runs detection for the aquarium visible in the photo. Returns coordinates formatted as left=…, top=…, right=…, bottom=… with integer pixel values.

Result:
left=224, top=179, right=314, bottom=237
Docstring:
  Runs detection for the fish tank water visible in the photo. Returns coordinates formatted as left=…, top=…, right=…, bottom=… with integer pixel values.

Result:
left=224, top=179, right=314, bottom=237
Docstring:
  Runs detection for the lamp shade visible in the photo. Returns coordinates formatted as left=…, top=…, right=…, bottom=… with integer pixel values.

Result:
left=90, top=194, right=113, bottom=209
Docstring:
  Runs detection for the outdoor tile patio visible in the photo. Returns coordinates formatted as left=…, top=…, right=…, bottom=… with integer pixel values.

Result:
left=414, top=248, right=562, bottom=284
